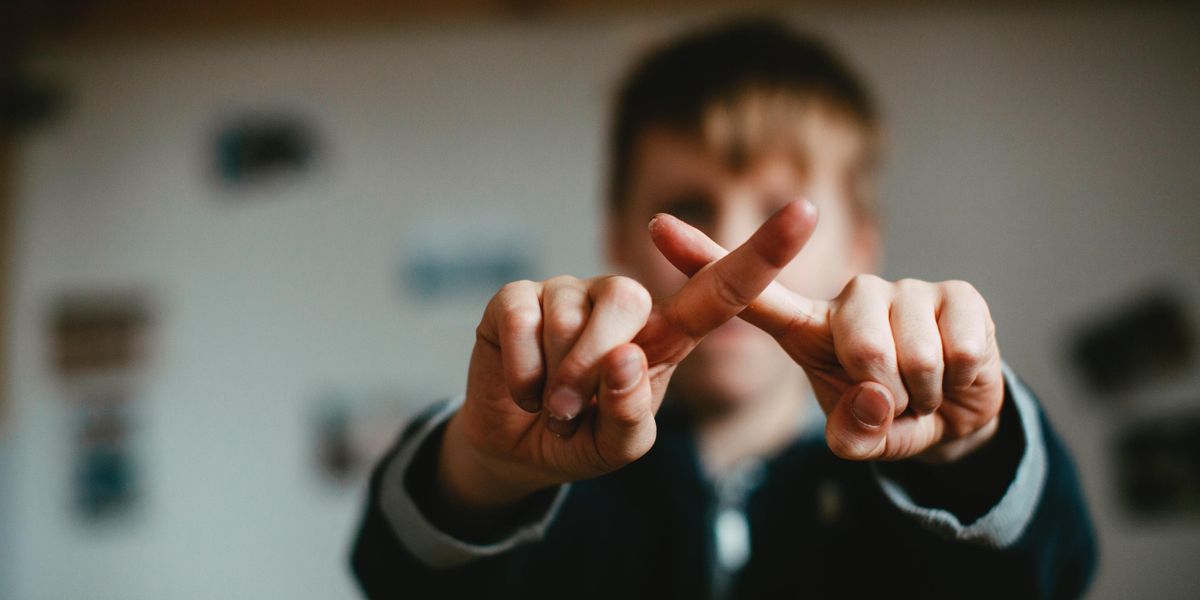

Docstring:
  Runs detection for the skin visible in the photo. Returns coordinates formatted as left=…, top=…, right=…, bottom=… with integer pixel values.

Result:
left=437, top=114, right=1005, bottom=515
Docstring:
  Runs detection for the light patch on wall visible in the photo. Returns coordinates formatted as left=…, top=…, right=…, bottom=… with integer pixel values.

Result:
left=399, top=216, right=538, bottom=302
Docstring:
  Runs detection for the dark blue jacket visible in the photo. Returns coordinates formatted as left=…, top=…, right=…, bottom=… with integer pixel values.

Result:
left=351, top=377, right=1096, bottom=599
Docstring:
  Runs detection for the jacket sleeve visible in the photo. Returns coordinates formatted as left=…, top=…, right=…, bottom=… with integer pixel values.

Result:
left=348, top=399, right=571, bottom=598
left=873, top=363, right=1050, bottom=547
left=867, top=366, right=1098, bottom=599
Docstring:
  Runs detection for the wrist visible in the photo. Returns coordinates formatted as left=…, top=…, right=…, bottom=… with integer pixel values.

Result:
left=437, top=412, right=549, bottom=512
left=916, top=414, right=1001, bottom=464
left=878, top=390, right=1024, bottom=523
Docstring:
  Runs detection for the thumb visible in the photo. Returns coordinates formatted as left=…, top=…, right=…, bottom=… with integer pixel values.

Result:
left=593, top=343, right=656, bottom=467
left=825, top=382, right=894, bottom=460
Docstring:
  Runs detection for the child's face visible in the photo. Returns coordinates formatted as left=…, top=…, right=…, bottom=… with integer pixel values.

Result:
left=609, top=114, right=878, bottom=411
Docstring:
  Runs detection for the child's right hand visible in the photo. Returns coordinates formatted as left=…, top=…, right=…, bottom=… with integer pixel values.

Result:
left=435, top=200, right=818, bottom=514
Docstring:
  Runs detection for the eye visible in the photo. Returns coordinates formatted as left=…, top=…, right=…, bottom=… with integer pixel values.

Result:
left=659, top=194, right=714, bottom=228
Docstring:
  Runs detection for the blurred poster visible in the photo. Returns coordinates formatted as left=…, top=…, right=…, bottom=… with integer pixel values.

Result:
left=400, top=217, right=537, bottom=301
left=211, top=112, right=322, bottom=191
left=312, top=388, right=413, bottom=487
left=75, top=396, right=139, bottom=522
left=48, top=292, right=152, bottom=379
left=1115, top=410, right=1200, bottom=519
left=1069, top=289, right=1194, bottom=395
left=47, top=291, right=154, bottom=523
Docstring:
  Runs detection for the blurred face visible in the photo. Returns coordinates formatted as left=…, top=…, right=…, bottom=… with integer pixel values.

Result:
left=609, top=113, right=878, bottom=413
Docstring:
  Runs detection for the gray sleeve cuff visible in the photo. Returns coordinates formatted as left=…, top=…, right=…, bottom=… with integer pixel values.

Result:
left=378, top=395, right=571, bottom=568
left=873, top=362, right=1048, bottom=549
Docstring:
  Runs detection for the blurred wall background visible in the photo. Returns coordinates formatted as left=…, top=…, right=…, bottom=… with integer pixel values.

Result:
left=2, top=3, right=1198, bottom=599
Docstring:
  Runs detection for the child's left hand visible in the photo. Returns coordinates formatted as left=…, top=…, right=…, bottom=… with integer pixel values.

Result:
left=649, top=205, right=1005, bottom=463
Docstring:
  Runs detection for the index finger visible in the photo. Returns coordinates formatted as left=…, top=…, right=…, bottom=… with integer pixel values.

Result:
left=654, top=198, right=818, bottom=340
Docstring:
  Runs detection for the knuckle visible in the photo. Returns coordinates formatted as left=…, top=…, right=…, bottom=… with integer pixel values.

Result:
left=940, top=279, right=980, bottom=300
left=547, top=274, right=578, bottom=286
left=946, top=342, right=987, bottom=370
left=896, top=277, right=930, bottom=295
left=843, top=339, right=895, bottom=373
left=853, top=273, right=885, bottom=288
left=601, top=276, right=652, bottom=315
left=545, top=274, right=581, bottom=289
left=501, top=305, right=542, bottom=335
left=544, top=308, right=586, bottom=344
left=499, top=279, right=536, bottom=297
left=594, top=435, right=646, bottom=472
left=840, top=273, right=885, bottom=300
left=903, top=345, right=943, bottom=378
left=474, top=322, right=495, bottom=346
left=712, top=269, right=756, bottom=308
left=825, top=429, right=866, bottom=461
left=824, top=429, right=850, bottom=458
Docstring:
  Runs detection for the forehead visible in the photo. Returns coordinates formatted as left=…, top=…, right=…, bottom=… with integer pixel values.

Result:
left=629, top=129, right=797, bottom=200
left=626, top=111, right=865, bottom=201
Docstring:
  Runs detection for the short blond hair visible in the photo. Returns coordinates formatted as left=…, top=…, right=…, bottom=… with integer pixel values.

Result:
left=607, top=18, right=881, bottom=221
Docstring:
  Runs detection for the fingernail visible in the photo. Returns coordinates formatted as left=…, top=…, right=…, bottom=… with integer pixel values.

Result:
left=606, top=353, right=642, bottom=392
left=545, top=414, right=580, bottom=437
left=851, top=387, right=889, bottom=428
left=546, top=387, right=584, bottom=421
left=647, top=214, right=661, bottom=230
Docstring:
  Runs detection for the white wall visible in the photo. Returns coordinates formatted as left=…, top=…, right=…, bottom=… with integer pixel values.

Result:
left=3, top=4, right=1198, bottom=599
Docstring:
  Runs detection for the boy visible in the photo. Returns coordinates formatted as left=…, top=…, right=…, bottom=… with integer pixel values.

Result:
left=351, top=18, right=1096, bottom=599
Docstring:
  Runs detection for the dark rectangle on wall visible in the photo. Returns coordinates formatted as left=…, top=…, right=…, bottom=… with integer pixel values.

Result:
left=1115, top=409, right=1200, bottom=519
left=1070, top=290, right=1195, bottom=395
